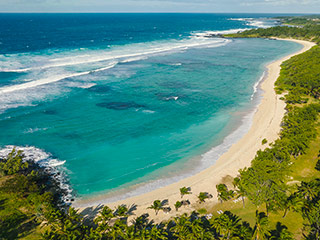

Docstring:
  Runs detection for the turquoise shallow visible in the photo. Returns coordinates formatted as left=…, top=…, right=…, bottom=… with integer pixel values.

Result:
left=0, top=14, right=302, bottom=201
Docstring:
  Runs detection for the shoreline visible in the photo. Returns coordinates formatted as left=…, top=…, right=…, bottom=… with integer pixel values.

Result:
left=75, top=39, right=315, bottom=221
left=75, top=97, right=261, bottom=205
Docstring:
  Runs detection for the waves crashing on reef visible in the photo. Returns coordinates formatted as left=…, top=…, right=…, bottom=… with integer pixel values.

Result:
left=0, top=145, right=74, bottom=203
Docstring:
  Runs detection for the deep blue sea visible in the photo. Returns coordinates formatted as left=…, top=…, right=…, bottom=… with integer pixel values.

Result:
left=0, top=14, right=302, bottom=202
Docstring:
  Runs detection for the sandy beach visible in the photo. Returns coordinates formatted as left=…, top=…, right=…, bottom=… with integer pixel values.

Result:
left=75, top=39, right=315, bottom=221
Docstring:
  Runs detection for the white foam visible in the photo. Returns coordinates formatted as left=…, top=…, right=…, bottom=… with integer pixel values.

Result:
left=120, top=56, right=148, bottom=63
left=47, top=159, right=66, bottom=167
left=0, top=82, right=62, bottom=113
left=0, top=103, right=37, bottom=113
left=0, top=36, right=231, bottom=104
left=251, top=70, right=266, bottom=100
left=229, top=18, right=277, bottom=29
left=0, top=145, right=63, bottom=168
left=229, top=18, right=254, bottom=21
left=192, top=29, right=250, bottom=38
left=23, top=127, right=48, bottom=134
left=0, top=68, right=31, bottom=73
left=76, top=83, right=97, bottom=89
left=164, top=96, right=179, bottom=101
left=200, top=109, right=256, bottom=166
left=142, top=109, right=156, bottom=114
left=1, top=36, right=230, bottom=73
left=0, top=61, right=118, bottom=94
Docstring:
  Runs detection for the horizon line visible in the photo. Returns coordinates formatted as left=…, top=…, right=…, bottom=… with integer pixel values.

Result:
left=0, top=12, right=318, bottom=14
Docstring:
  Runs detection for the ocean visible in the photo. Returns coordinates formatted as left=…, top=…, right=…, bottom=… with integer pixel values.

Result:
left=0, top=13, right=302, bottom=202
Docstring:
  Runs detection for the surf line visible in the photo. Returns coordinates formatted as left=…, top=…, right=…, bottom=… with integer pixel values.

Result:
left=0, top=62, right=118, bottom=94
left=2, top=38, right=230, bottom=73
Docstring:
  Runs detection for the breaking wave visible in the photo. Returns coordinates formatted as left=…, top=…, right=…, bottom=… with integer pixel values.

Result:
left=0, top=145, right=73, bottom=203
left=229, top=18, right=278, bottom=29
left=1, top=36, right=230, bottom=73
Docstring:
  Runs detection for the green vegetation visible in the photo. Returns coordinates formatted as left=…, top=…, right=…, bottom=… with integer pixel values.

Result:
left=198, top=192, right=211, bottom=203
left=225, top=16, right=320, bottom=45
left=316, top=159, right=320, bottom=172
left=261, top=138, right=267, bottom=145
left=216, top=184, right=234, bottom=204
left=179, top=186, right=191, bottom=198
left=276, top=46, right=320, bottom=99
left=276, top=15, right=320, bottom=26
left=0, top=149, right=67, bottom=239
left=222, top=23, right=320, bottom=238
left=148, top=200, right=165, bottom=215
left=226, top=25, right=320, bottom=44
left=0, top=153, right=299, bottom=240
left=174, top=201, right=182, bottom=211
left=235, top=102, right=320, bottom=215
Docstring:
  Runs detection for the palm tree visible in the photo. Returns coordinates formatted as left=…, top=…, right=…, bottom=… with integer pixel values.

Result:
left=95, top=205, right=114, bottom=233
left=172, top=214, right=191, bottom=240
left=211, top=211, right=241, bottom=240
left=282, top=193, right=304, bottom=218
left=114, top=204, right=129, bottom=217
left=237, top=221, right=253, bottom=240
left=148, top=200, right=164, bottom=215
left=50, top=207, right=85, bottom=240
left=180, top=186, right=192, bottom=198
left=174, top=201, right=183, bottom=211
left=216, top=184, right=234, bottom=204
left=114, top=204, right=137, bottom=225
left=123, top=225, right=135, bottom=240
left=269, top=222, right=294, bottom=240
left=303, top=200, right=320, bottom=240
left=298, top=181, right=319, bottom=201
left=109, top=219, right=127, bottom=240
left=136, top=228, right=151, bottom=240
left=278, top=229, right=294, bottom=240
left=315, top=159, right=320, bottom=171
left=131, top=213, right=153, bottom=234
left=198, top=192, right=209, bottom=203
left=233, top=177, right=247, bottom=208
left=150, top=225, right=168, bottom=240
left=252, top=211, right=270, bottom=240
left=96, top=205, right=114, bottom=223
left=217, top=183, right=228, bottom=193
left=188, top=218, right=213, bottom=239
left=86, top=227, right=104, bottom=239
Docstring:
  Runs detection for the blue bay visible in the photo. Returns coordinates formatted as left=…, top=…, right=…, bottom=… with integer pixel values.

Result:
left=0, top=14, right=301, bottom=200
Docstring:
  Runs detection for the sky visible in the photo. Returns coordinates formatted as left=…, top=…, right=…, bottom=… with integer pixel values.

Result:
left=0, top=0, right=320, bottom=13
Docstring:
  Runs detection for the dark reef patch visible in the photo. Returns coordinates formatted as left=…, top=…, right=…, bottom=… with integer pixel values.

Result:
left=158, top=81, right=189, bottom=89
left=43, top=109, right=57, bottom=115
left=87, top=85, right=111, bottom=93
left=96, top=101, right=145, bottom=110
left=61, top=132, right=81, bottom=139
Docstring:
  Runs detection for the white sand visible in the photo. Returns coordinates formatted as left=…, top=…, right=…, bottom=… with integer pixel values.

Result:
left=75, top=39, right=315, bottom=221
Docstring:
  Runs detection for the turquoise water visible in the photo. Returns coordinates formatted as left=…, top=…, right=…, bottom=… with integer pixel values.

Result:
left=0, top=14, right=301, bottom=201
